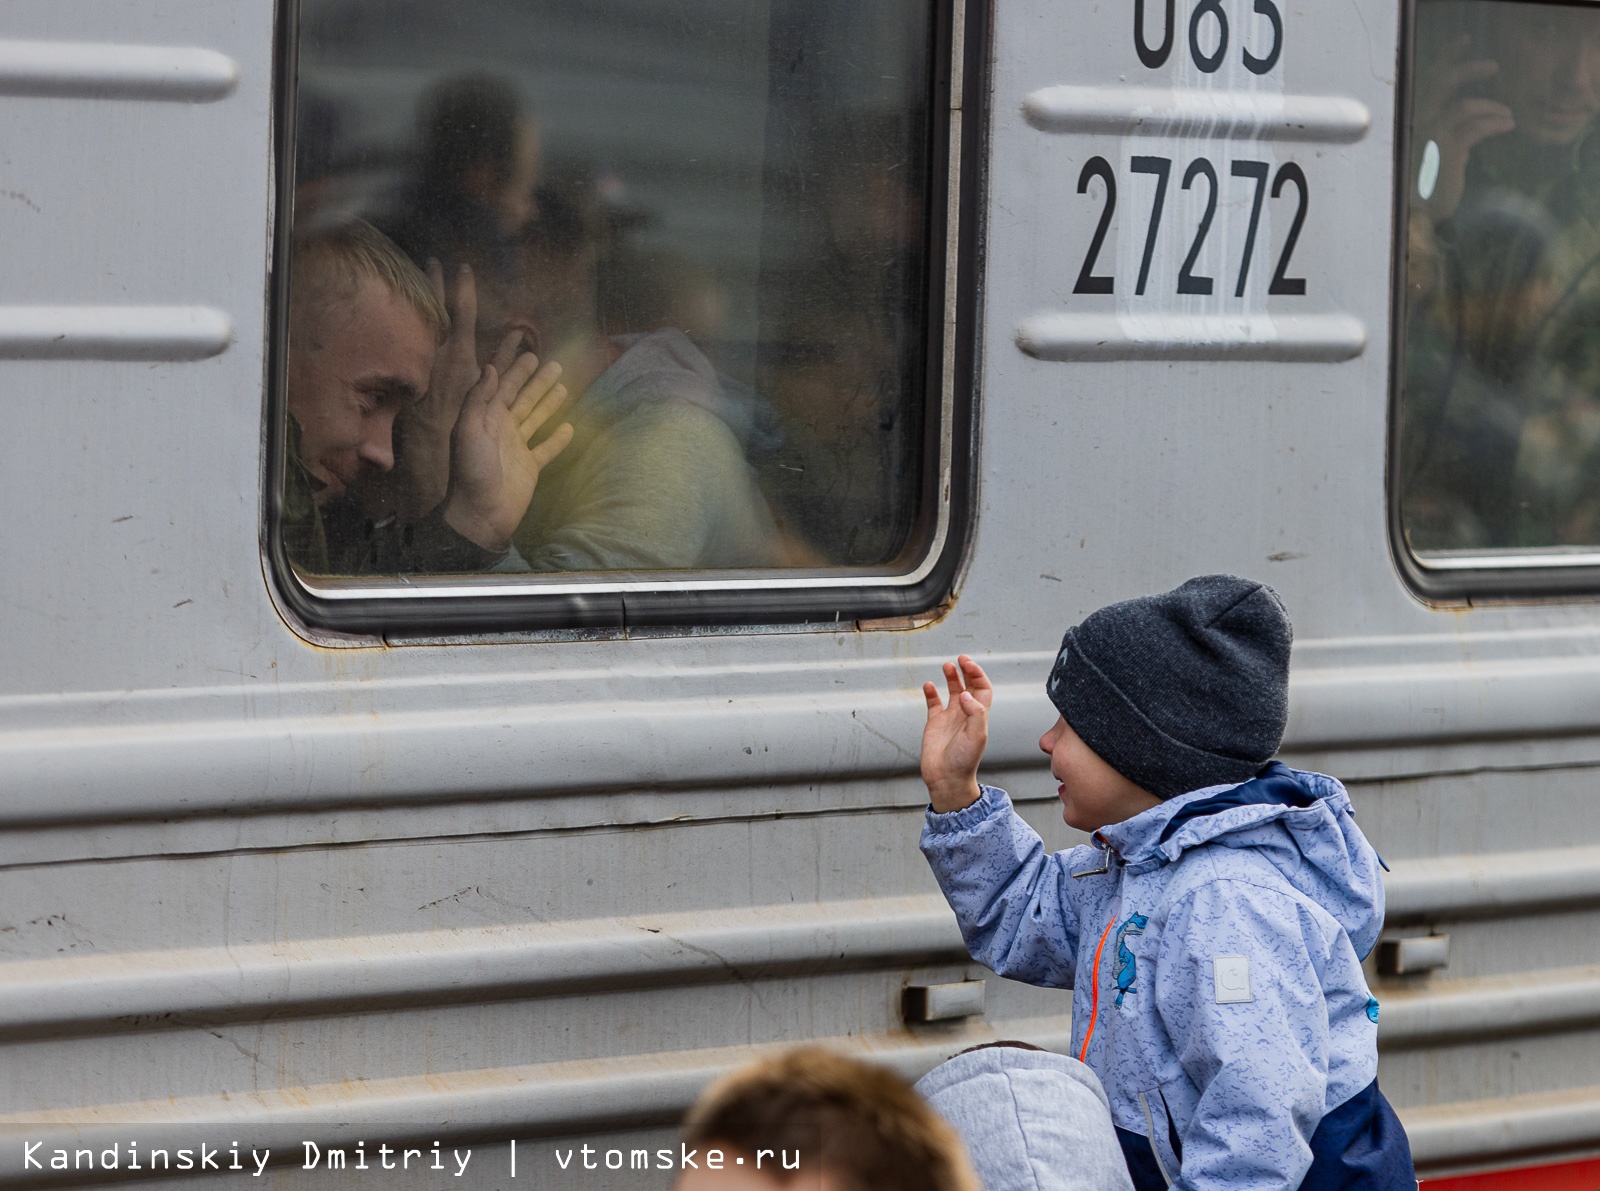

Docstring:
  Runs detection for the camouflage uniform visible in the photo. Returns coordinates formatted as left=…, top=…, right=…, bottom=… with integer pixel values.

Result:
left=281, top=418, right=505, bottom=576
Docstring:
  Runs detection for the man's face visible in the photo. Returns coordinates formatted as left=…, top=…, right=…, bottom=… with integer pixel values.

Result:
left=287, top=278, right=436, bottom=505
left=1495, top=7, right=1600, bottom=146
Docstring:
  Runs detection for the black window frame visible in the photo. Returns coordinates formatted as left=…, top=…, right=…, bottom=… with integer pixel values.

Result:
left=263, top=0, right=991, bottom=635
left=1389, top=0, right=1600, bottom=601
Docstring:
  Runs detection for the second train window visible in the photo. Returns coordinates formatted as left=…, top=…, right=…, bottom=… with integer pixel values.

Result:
left=1399, top=0, right=1600, bottom=571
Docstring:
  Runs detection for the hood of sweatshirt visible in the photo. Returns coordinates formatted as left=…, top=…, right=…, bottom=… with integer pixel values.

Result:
left=1095, top=763, right=1386, bottom=961
left=575, top=328, right=782, bottom=456
left=915, top=1047, right=1134, bottom=1191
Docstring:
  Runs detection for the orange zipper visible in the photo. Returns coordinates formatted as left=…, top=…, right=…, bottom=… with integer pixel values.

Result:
left=1078, top=915, right=1118, bottom=1063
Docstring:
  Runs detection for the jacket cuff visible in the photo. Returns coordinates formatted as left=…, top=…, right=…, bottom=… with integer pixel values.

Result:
left=924, top=784, right=1011, bottom=834
left=403, top=507, right=508, bottom=573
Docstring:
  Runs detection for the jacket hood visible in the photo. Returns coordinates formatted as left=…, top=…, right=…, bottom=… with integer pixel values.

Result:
left=914, top=1047, right=1134, bottom=1191
left=1095, top=764, right=1386, bottom=959
left=576, top=329, right=781, bottom=456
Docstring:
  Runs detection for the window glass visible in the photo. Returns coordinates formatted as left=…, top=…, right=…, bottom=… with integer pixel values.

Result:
left=1400, top=0, right=1600, bottom=566
left=283, top=0, right=936, bottom=583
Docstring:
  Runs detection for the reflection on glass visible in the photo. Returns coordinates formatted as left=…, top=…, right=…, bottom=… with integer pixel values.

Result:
left=1401, top=0, right=1600, bottom=559
left=283, top=0, right=935, bottom=579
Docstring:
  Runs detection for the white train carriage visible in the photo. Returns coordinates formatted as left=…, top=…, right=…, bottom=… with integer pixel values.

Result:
left=2, top=0, right=1600, bottom=1185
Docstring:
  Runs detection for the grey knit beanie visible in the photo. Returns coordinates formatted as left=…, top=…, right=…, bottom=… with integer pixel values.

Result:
left=1046, top=575, right=1292, bottom=799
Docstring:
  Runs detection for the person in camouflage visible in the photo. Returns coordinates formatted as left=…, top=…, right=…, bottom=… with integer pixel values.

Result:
left=281, top=220, right=571, bottom=575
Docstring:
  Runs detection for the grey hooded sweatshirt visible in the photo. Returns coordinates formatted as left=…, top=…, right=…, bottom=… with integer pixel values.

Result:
left=513, top=329, right=782, bottom=572
left=916, top=1047, right=1135, bottom=1191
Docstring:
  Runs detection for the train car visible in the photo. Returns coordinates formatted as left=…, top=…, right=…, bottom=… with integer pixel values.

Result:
left=3, top=0, right=1600, bottom=1186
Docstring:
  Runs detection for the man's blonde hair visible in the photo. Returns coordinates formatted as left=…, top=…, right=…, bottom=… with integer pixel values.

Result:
left=682, top=1048, right=981, bottom=1191
left=289, top=219, right=448, bottom=345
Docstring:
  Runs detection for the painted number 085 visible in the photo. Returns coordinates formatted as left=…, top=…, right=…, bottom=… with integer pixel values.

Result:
left=1135, top=0, right=1282, bottom=74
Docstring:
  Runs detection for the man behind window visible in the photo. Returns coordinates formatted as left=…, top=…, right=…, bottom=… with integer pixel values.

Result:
left=282, top=220, right=572, bottom=575
left=508, top=188, right=792, bottom=573
left=374, top=79, right=793, bottom=573
left=380, top=74, right=540, bottom=363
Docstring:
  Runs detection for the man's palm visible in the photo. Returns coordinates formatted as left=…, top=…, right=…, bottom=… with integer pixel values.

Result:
left=444, top=355, right=572, bottom=552
left=372, top=262, right=508, bottom=521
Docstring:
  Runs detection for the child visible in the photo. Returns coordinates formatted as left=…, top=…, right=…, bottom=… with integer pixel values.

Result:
left=673, top=1047, right=980, bottom=1191
left=918, top=576, right=1414, bottom=1191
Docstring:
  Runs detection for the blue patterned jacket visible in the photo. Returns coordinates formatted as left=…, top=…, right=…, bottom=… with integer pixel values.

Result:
left=920, top=765, right=1413, bottom=1191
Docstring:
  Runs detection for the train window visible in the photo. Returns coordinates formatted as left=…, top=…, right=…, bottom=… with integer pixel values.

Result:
left=1397, top=0, right=1600, bottom=593
left=270, top=0, right=974, bottom=632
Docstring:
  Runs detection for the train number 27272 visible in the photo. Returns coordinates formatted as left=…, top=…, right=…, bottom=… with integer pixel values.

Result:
left=1074, top=155, right=1307, bottom=299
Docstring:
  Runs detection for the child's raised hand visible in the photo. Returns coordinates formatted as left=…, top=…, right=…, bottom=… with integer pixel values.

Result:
left=921, top=655, right=992, bottom=813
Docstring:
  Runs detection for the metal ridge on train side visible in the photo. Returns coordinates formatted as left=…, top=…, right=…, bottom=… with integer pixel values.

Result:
left=0, top=39, right=237, bottom=102
left=0, top=896, right=969, bottom=1037
left=1016, top=312, right=1367, bottom=363
left=0, top=1020, right=1077, bottom=1173
left=6, top=847, right=1600, bottom=1038
left=1022, top=85, right=1371, bottom=142
left=0, top=306, right=232, bottom=361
